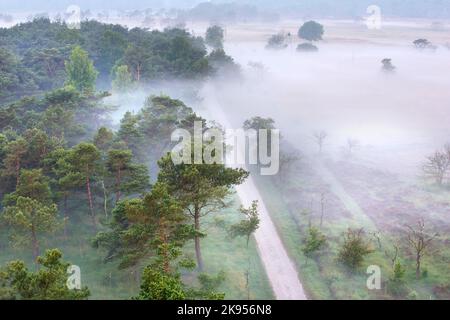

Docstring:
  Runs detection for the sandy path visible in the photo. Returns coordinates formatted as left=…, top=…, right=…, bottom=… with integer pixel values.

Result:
left=198, top=83, right=307, bottom=300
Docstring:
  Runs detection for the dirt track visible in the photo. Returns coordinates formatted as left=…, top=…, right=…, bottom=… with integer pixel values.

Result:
left=198, top=82, right=307, bottom=300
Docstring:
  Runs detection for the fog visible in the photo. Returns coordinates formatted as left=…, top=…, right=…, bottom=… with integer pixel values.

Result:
left=107, top=20, right=450, bottom=180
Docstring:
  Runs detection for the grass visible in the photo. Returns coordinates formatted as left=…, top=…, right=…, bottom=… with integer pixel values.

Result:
left=252, top=163, right=450, bottom=300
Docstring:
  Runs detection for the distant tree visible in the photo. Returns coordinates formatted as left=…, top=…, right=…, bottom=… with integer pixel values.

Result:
left=112, top=65, right=134, bottom=93
left=413, top=39, right=432, bottom=49
left=65, top=46, right=98, bottom=94
left=205, top=25, right=224, bottom=49
left=0, top=249, right=90, bottom=300
left=279, top=150, right=301, bottom=179
left=313, top=130, right=328, bottom=153
left=405, top=218, right=438, bottom=279
left=423, top=150, right=449, bottom=185
left=266, top=33, right=288, bottom=50
left=207, top=49, right=240, bottom=76
left=346, top=138, right=361, bottom=156
left=338, top=228, right=373, bottom=270
left=298, top=21, right=324, bottom=42
left=381, top=58, right=396, bottom=73
left=121, top=45, right=150, bottom=83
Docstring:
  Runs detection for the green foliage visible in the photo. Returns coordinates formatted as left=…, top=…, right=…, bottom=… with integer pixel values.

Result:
left=302, top=226, right=327, bottom=257
left=229, top=201, right=260, bottom=247
left=65, top=46, right=99, bottom=94
left=0, top=249, right=90, bottom=300
left=135, top=267, right=186, bottom=300
left=0, top=47, right=37, bottom=103
left=298, top=21, right=324, bottom=42
left=112, top=65, right=134, bottom=93
left=337, top=228, right=373, bottom=270
left=106, top=149, right=150, bottom=202
left=93, top=182, right=191, bottom=270
left=158, top=151, right=248, bottom=269
left=2, top=196, right=61, bottom=259
left=205, top=25, right=224, bottom=49
left=207, top=49, right=240, bottom=77
left=266, top=33, right=288, bottom=50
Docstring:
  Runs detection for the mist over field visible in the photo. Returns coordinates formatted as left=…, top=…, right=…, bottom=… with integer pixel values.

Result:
left=0, top=0, right=449, bottom=302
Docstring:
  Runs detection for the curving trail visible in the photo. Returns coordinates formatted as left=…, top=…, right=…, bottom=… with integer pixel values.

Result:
left=198, top=83, right=307, bottom=300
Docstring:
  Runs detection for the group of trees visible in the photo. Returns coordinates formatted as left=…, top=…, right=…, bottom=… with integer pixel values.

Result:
left=0, top=27, right=256, bottom=299
left=0, top=18, right=237, bottom=104
left=266, top=20, right=324, bottom=52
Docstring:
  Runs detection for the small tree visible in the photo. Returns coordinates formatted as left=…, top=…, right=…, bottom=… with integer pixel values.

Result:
left=381, top=58, right=396, bottom=73
left=313, top=130, right=328, bottom=153
left=112, top=65, right=133, bottom=93
left=346, top=138, right=361, bottom=156
left=302, top=226, right=327, bottom=260
left=423, top=150, right=449, bottom=185
left=405, top=218, right=438, bottom=279
left=298, top=21, right=324, bottom=42
left=266, top=33, right=288, bottom=50
left=0, top=249, right=90, bottom=300
left=229, top=201, right=260, bottom=300
left=338, top=228, right=373, bottom=270
left=413, top=39, right=432, bottom=49
left=2, top=196, right=60, bottom=261
left=66, top=143, right=102, bottom=228
left=65, top=46, right=98, bottom=94
left=205, top=25, right=224, bottom=50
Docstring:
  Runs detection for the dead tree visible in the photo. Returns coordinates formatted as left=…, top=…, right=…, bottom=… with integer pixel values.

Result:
left=423, top=150, right=450, bottom=185
left=313, top=131, right=328, bottom=153
left=346, top=138, right=360, bottom=156
left=319, top=192, right=326, bottom=227
left=405, top=218, right=438, bottom=279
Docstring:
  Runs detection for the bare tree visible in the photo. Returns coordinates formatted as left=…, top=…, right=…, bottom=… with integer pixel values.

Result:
left=423, top=150, right=450, bottom=185
left=346, top=138, right=360, bottom=156
left=313, top=131, right=328, bottom=153
left=384, top=242, right=400, bottom=268
left=319, top=191, right=326, bottom=227
left=279, top=150, right=301, bottom=178
left=405, top=218, right=438, bottom=279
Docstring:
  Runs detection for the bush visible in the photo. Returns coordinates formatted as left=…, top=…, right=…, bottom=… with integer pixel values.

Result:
left=337, top=228, right=373, bottom=270
left=297, top=43, right=318, bottom=52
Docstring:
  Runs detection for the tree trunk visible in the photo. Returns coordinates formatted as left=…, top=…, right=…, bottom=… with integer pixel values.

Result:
left=86, top=176, right=96, bottom=229
left=136, top=64, right=141, bottom=83
left=194, top=208, right=203, bottom=271
left=101, top=180, right=108, bottom=217
left=63, top=193, right=68, bottom=239
left=31, top=224, right=39, bottom=263
left=416, top=253, right=421, bottom=279
left=116, top=168, right=122, bottom=204
left=15, top=158, right=20, bottom=188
